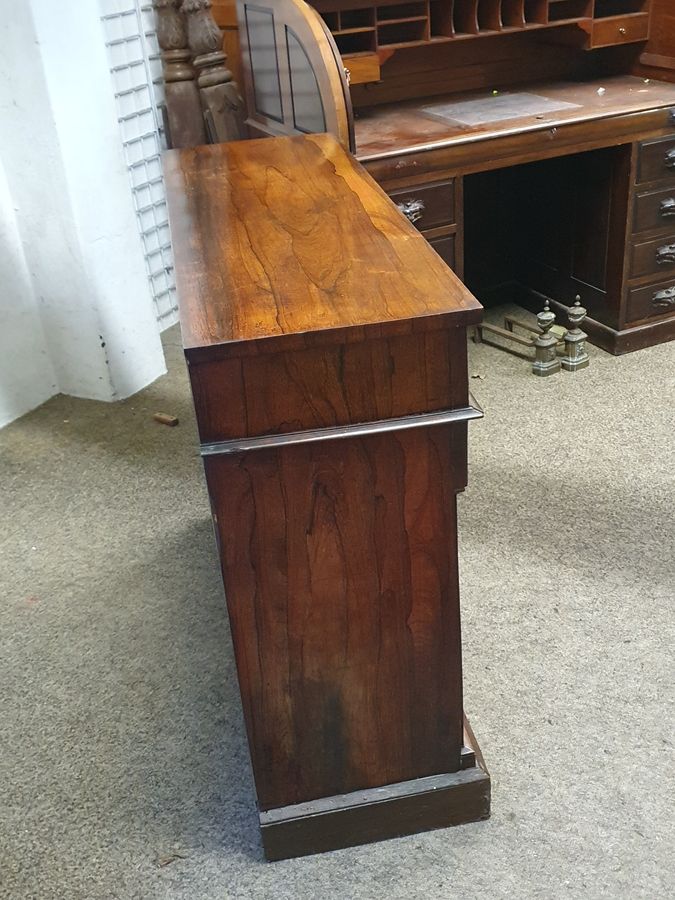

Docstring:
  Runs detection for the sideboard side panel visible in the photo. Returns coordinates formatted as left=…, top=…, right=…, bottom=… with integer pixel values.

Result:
left=205, top=423, right=467, bottom=811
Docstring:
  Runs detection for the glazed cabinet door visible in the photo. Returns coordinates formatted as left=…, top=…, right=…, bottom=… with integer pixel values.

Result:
left=236, top=0, right=354, bottom=149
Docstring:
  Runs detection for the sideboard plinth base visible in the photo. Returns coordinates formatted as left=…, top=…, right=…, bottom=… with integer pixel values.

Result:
left=260, top=718, right=490, bottom=861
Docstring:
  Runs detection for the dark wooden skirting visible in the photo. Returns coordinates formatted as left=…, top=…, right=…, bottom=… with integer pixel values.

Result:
left=593, top=315, right=675, bottom=355
left=200, top=403, right=483, bottom=457
left=531, top=293, right=675, bottom=355
left=260, top=757, right=490, bottom=861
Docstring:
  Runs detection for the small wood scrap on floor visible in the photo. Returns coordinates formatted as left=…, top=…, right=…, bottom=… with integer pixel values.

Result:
left=153, top=412, right=179, bottom=427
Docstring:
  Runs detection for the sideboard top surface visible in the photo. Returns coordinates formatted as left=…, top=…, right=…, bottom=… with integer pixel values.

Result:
left=164, top=133, right=482, bottom=360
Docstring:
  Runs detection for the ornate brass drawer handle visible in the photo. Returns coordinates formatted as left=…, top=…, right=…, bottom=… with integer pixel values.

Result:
left=396, top=199, right=425, bottom=224
left=665, top=149, right=675, bottom=169
left=653, top=286, right=675, bottom=308
left=660, top=198, right=675, bottom=217
left=656, top=244, right=675, bottom=264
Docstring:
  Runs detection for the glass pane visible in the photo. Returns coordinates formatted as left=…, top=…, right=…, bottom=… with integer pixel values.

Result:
left=245, top=5, right=283, bottom=122
left=286, top=27, right=326, bottom=134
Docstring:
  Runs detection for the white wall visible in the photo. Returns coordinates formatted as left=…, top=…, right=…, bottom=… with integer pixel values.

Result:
left=0, top=162, right=57, bottom=427
left=0, top=0, right=166, bottom=427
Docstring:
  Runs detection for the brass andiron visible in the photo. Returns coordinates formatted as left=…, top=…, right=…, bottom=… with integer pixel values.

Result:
left=560, top=296, right=590, bottom=372
left=473, top=295, right=591, bottom=376
left=532, top=301, right=561, bottom=377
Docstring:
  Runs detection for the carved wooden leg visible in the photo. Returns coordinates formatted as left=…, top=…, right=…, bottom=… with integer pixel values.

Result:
left=181, top=0, right=246, bottom=142
left=153, top=0, right=207, bottom=148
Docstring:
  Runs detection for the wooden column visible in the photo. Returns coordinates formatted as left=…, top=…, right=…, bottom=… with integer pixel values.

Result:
left=211, top=0, right=243, bottom=87
left=181, top=0, right=246, bottom=142
left=153, top=0, right=207, bottom=148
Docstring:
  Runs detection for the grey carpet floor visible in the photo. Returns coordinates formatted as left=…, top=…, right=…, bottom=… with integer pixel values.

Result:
left=1, top=307, right=673, bottom=900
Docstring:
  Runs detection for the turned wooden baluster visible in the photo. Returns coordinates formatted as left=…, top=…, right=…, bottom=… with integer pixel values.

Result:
left=153, top=0, right=207, bottom=147
left=181, top=0, right=246, bottom=143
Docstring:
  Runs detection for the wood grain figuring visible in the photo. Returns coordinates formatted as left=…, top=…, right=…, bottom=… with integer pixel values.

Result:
left=189, top=328, right=469, bottom=442
left=204, top=423, right=468, bottom=810
left=164, top=134, right=482, bottom=361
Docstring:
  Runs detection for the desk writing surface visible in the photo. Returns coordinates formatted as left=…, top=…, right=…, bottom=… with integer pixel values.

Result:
left=354, top=76, right=675, bottom=160
left=164, top=133, right=482, bottom=359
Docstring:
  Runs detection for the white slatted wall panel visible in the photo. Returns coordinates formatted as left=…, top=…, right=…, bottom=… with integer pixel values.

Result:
left=100, top=0, right=178, bottom=329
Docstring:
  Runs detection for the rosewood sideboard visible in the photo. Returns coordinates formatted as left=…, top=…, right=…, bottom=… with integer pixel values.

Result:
left=165, top=133, right=489, bottom=860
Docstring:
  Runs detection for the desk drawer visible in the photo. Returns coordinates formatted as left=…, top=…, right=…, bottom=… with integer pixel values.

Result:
left=630, top=234, right=675, bottom=278
left=388, top=180, right=455, bottom=231
left=428, top=233, right=456, bottom=270
left=627, top=277, right=675, bottom=323
left=633, top=186, right=675, bottom=234
left=590, top=14, right=649, bottom=50
left=637, top=136, right=675, bottom=185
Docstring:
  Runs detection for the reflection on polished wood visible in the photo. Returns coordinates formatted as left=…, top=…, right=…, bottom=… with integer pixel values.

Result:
left=163, top=133, right=481, bottom=359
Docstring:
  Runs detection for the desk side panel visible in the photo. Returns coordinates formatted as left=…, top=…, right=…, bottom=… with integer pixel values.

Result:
left=204, top=423, right=467, bottom=810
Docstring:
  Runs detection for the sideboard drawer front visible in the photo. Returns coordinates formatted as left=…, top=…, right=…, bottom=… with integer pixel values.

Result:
left=634, top=186, right=675, bottom=234
left=189, top=329, right=469, bottom=443
left=637, top=136, right=675, bottom=185
left=630, top=233, right=675, bottom=279
left=388, top=180, right=455, bottom=231
left=627, top=278, right=675, bottom=323
left=590, top=14, right=649, bottom=50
